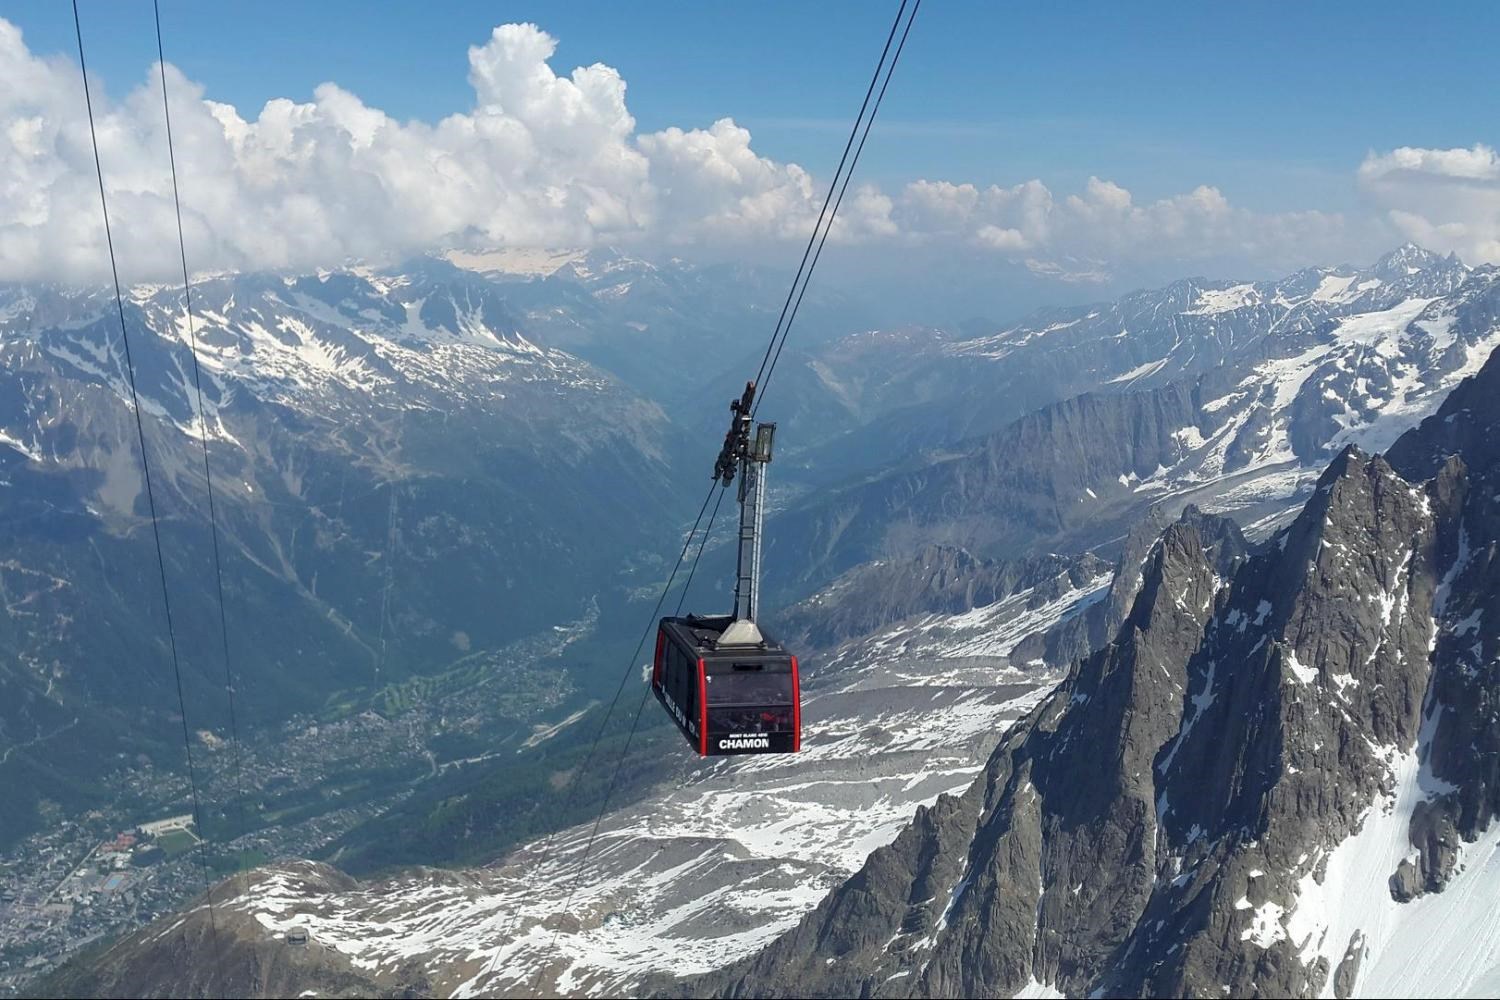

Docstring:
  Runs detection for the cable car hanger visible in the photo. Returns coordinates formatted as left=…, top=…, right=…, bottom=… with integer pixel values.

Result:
left=715, top=380, right=777, bottom=646
left=653, top=380, right=801, bottom=755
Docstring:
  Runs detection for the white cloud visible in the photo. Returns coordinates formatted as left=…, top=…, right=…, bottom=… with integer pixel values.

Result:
left=976, top=225, right=1031, bottom=251
left=636, top=119, right=812, bottom=241
left=0, top=17, right=1477, bottom=287
left=898, top=178, right=1055, bottom=249
left=0, top=21, right=692, bottom=281
left=1359, top=144, right=1500, bottom=264
left=3, top=18, right=900, bottom=282
left=893, top=175, right=1352, bottom=278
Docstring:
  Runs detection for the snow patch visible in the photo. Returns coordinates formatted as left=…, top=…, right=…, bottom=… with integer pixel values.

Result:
left=1106, top=357, right=1168, bottom=385
left=1185, top=283, right=1259, bottom=315
left=1014, top=977, right=1066, bottom=999
left=1285, top=648, right=1318, bottom=685
left=443, top=247, right=587, bottom=277
left=1285, top=725, right=1500, bottom=998
left=1239, top=899, right=1288, bottom=948
left=1311, top=273, right=1357, bottom=302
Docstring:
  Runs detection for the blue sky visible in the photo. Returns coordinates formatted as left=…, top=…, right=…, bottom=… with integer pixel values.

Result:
left=13, top=0, right=1494, bottom=213
left=4, top=1, right=1499, bottom=313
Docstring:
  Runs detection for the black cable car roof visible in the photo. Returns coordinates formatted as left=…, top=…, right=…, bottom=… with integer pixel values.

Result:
left=661, top=614, right=791, bottom=658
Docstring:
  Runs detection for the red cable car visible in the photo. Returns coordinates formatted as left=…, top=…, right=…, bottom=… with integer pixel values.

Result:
left=653, top=614, right=801, bottom=755
left=655, top=381, right=802, bottom=755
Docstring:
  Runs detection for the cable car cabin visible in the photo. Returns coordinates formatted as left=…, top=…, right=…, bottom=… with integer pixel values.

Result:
left=653, top=614, right=800, bottom=756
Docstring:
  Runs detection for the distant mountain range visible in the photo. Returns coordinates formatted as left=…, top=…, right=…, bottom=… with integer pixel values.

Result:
left=761, top=244, right=1498, bottom=602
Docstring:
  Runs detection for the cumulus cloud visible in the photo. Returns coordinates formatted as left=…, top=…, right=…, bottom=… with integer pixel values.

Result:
left=1359, top=144, right=1500, bottom=264
left=2, top=17, right=901, bottom=282
left=636, top=119, right=812, bottom=241
left=901, top=178, right=1054, bottom=250
left=892, top=175, right=1352, bottom=278
left=0, top=16, right=1468, bottom=287
left=1, top=20, right=670, bottom=281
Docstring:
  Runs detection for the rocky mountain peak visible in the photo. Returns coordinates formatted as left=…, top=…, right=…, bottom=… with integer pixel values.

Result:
left=1374, top=241, right=1452, bottom=275
left=1368, top=242, right=1469, bottom=295
left=1019, top=504, right=1245, bottom=671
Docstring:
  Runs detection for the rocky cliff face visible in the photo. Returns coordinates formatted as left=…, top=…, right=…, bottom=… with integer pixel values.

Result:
left=778, top=546, right=1111, bottom=654
left=696, top=349, right=1500, bottom=999
left=1012, top=504, right=1245, bottom=670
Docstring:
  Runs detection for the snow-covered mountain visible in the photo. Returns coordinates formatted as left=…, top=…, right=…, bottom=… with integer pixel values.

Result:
left=699, top=346, right=1500, bottom=1000
left=781, top=243, right=1478, bottom=474
left=439, top=246, right=871, bottom=432
left=48, top=276, right=1500, bottom=1000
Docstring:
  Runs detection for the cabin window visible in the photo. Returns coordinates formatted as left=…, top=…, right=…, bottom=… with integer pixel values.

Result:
left=707, top=703, right=794, bottom=733
left=705, top=668, right=793, bottom=733
left=705, top=670, right=793, bottom=707
left=669, top=641, right=696, bottom=719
